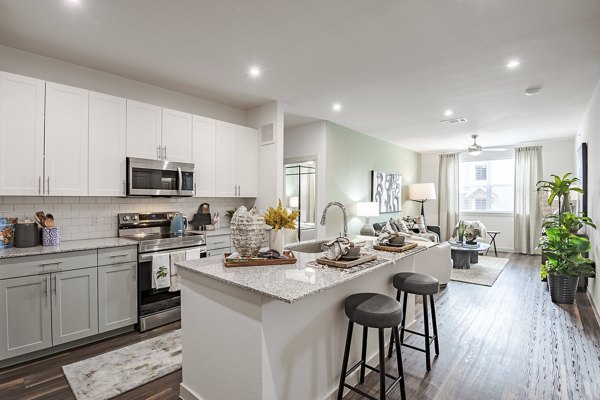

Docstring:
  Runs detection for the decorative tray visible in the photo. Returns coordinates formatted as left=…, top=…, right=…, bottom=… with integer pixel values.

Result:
left=223, top=251, right=297, bottom=267
left=316, top=254, right=377, bottom=269
left=372, top=242, right=418, bottom=253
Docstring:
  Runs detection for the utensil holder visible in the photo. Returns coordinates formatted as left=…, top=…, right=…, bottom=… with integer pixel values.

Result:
left=42, top=227, right=61, bottom=246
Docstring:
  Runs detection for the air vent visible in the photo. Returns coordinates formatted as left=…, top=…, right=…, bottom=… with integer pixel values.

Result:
left=440, top=117, right=468, bottom=125
left=260, top=123, right=274, bottom=145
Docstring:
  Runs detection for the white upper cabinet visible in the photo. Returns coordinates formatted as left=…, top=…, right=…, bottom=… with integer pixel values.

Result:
left=0, top=72, right=45, bottom=195
left=215, top=122, right=258, bottom=198
left=215, top=121, right=237, bottom=197
left=236, top=126, right=258, bottom=197
left=162, top=108, right=193, bottom=163
left=126, top=100, right=162, bottom=160
left=45, top=82, right=89, bottom=196
left=192, top=116, right=216, bottom=197
left=89, top=92, right=127, bottom=196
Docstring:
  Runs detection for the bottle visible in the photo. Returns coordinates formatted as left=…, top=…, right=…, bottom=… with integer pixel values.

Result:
left=457, top=220, right=465, bottom=243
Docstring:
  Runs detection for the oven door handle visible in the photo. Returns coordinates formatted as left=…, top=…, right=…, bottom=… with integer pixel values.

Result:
left=177, top=167, right=183, bottom=194
left=138, top=248, right=207, bottom=263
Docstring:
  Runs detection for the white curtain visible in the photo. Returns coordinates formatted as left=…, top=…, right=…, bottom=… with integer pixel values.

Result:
left=438, top=153, right=459, bottom=241
left=514, top=146, right=543, bottom=254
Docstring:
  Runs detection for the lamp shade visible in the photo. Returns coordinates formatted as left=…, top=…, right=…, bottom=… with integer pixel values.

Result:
left=409, top=183, right=436, bottom=200
left=356, top=202, right=379, bottom=217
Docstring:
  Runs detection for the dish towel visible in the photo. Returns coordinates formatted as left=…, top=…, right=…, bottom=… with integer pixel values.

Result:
left=152, top=253, right=171, bottom=290
left=185, top=248, right=201, bottom=261
left=169, top=251, right=186, bottom=292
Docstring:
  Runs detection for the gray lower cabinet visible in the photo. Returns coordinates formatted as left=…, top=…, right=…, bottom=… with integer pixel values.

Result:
left=0, top=275, right=52, bottom=359
left=51, top=268, right=98, bottom=345
left=206, top=234, right=231, bottom=257
left=98, top=262, right=137, bottom=333
left=0, top=246, right=138, bottom=362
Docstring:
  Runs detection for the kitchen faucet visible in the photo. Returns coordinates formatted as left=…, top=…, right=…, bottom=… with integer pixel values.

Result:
left=320, top=201, right=348, bottom=238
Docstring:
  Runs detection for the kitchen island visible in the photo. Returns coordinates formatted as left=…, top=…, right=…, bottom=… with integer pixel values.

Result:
left=176, top=238, right=437, bottom=400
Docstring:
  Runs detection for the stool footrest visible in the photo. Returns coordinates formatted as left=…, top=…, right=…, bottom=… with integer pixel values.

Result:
left=343, top=364, right=403, bottom=399
left=402, top=328, right=436, bottom=344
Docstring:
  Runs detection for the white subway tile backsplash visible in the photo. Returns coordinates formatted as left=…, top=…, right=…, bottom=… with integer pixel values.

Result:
left=1, top=196, right=251, bottom=239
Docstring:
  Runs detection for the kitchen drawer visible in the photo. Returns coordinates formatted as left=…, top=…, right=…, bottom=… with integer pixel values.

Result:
left=0, top=250, right=97, bottom=280
left=206, top=234, right=230, bottom=250
left=207, top=247, right=230, bottom=257
left=98, top=246, right=137, bottom=266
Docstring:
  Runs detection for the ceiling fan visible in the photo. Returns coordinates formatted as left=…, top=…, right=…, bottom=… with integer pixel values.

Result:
left=467, top=134, right=507, bottom=155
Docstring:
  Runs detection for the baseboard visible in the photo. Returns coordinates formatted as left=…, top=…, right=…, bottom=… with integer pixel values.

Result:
left=587, top=290, right=600, bottom=326
left=180, top=382, right=202, bottom=400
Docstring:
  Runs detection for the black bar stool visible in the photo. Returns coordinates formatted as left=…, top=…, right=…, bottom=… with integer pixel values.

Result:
left=338, top=293, right=406, bottom=400
left=388, top=272, right=440, bottom=371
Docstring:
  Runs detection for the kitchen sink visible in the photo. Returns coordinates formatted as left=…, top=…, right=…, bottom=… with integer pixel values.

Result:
left=285, top=240, right=329, bottom=253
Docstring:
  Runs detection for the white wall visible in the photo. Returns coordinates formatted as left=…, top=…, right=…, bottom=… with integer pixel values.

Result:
left=420, top=138, right=576, bottom=252
left=577, top=77, right=600, bottom=321
left=246, top=101, right=285, bottom=212
left=284, top=121, right=327, bottom=238
left=0, top=45, right=246, bottom=125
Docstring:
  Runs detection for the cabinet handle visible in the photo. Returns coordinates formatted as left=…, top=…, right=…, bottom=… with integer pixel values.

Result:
left=132, top=267, right=136, bottom=281
left=163, top=146, right=167, bottom=160
left=52, top=275, right=57, bottom=305
left=157, top=146, right=161, bottom=160
left=194, top=182, right=197, bottom=196
left=47, top=176, right=50, bottom=195
left=123, top=179, right=126, bottom=196
left=38, top=176, right=42, bottom=195
left=42, top=277, right=48, bottom=295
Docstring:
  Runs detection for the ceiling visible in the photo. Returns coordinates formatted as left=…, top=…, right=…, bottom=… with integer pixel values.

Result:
left=1, top=0, right=599, bottom=152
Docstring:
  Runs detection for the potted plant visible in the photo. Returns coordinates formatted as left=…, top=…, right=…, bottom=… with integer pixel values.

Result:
left=537, top=173, right=596, bottom=304
left=263, top=199, right=300, bottom=253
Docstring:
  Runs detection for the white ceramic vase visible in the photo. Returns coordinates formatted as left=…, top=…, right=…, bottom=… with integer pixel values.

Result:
left=269, top=229, right=285, bottom=254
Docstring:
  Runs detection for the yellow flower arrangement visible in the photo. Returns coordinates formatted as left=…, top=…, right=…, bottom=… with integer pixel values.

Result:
left=263, top=199, right=300, bottom=230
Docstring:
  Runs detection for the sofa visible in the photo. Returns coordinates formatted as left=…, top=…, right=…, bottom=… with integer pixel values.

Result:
left=413, top=242, right=453, bottom=286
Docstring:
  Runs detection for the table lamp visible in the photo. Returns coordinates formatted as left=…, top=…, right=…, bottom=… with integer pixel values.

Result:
left=356, top=202, right=379, bottom=236
left=409, top=183, right=436, bottom=223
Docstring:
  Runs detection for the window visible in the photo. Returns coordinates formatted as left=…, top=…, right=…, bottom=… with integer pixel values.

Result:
left=475, top=165, right=487, bottom=180
left=459, top=158, right=514, bottom=212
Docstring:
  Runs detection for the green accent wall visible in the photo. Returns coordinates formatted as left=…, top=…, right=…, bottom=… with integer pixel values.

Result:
left=325, top=122, right=421, bottom=236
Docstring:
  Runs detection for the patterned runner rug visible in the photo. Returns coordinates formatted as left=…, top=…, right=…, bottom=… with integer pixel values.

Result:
left=63, top=329, right=181, bottom=400
left=450, top=256, right=510, bottom=287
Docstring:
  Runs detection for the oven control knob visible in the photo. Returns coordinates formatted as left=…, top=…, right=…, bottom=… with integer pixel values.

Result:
left=131, top=215, right=138, bottom=221
left=122, top=215, right=130, bottom=221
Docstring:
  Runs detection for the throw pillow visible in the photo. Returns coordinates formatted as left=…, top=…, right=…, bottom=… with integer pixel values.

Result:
left=394, top=218, right=410, bottom=233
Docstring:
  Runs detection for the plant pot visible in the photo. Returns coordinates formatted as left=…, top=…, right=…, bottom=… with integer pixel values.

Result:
left=548, top=274, right=579, bottom=304
left=269, top=229, right=285, bottom=254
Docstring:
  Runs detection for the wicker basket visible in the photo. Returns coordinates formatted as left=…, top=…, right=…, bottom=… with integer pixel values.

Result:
left=230, top=206, right=265, bottom=257
left=548, top=274, right=579, bottom=304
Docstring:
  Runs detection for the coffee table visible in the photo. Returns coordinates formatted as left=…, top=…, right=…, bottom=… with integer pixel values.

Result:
left=450, top=242, right=491, bottom=269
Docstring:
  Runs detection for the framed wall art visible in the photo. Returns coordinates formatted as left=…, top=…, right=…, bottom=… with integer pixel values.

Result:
left=577, top=142, right=588, bottom=215
left=371, top=171, right=402, bottom=213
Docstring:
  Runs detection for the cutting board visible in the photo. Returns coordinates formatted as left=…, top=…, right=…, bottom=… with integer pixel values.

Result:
left=372, top=242, right=418, bottom=253
left=223, top=251, right=297, bottom=267
left=316, top=254, right=377, bottom=269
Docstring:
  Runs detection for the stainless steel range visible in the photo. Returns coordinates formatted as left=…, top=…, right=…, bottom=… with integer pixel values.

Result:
left=118, top=211, right=206, bottom=331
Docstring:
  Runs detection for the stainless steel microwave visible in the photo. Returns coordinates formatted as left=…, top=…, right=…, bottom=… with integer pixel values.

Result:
left=127, top=157, right=195, bottom=197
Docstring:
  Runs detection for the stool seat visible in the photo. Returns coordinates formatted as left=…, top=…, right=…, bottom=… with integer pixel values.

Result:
left=345, top=293, right=402, bottom=328
left=393, top=272, right=439, bottom=295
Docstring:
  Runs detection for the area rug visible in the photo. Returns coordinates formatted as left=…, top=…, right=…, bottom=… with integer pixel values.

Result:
left=62, top=329, right=181, bottom=400
left=450, top=256, right=510, bottom=287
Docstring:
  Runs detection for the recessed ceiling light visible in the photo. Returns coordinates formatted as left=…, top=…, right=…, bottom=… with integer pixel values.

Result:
left=66, top=0, right=80, bottom=4
left=506, top=59, right=520, bottom=69
left=332, top=103, right=342, bottom=112
left=444, top=109, right=453, bottom=117
left=249, top=66, right=261, bottom=78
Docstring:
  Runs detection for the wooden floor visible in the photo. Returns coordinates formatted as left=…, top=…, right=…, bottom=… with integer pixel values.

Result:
left=346, top=253, right=600, bottom=400
left=1, top=253, right=599, bottom=400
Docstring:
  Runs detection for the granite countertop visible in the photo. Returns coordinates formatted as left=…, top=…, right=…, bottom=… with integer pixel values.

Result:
left=176, top=239, right=429, bottom=303
left=0, top=237, right=138, bottom=259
